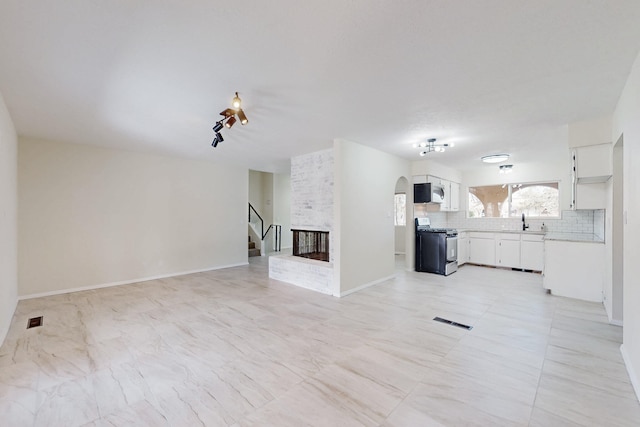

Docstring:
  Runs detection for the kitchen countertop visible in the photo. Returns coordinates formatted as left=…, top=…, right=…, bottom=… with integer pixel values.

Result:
left=457, top=229, right=545, bottom=235
left=544, top=232, right=604, bottom=243
left=456, top=229, right=603, bottom=243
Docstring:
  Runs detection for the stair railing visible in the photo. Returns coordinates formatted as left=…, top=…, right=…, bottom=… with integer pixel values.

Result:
left=248, top=203, right=282, bottom=252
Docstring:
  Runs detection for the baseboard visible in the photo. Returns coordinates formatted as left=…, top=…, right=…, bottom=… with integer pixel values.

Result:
left=0, top=294, right=18, bottom=347
left=339, top=274, right=396, bottom=298
left=18, top=262, right=249, bottom=300
left=620, top=344, right=640, bottom=403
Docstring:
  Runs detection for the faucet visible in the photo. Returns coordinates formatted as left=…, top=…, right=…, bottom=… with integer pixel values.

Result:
left=522, top=213, right=529, bottom=231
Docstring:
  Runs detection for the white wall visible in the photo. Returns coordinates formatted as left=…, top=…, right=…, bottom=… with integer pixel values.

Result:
left=411, top=159, right=463, bottom=183
left=334, top=139, right=410, bottom=294
left=18, top=138, right=248, bottom=297
left=273, top=173, right=292, bottom=250
left=0, top=92, right=18, bottom=344
left=612, top=48, right=640, bottom=400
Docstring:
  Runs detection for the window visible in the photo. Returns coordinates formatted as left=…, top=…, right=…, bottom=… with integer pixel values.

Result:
left=394, top=193, right=406, bottom=226
left=468, top=182, right=559, bottom=218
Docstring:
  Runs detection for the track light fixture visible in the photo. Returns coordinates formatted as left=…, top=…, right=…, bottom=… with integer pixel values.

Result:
left=232, top=92, right=242, bottom=109
left=237, top=108, right=248, bottom=125
left=210, top=92, right=249, bottom=149
left=225, top=116, right=237, bottom=128
left=417, top=138, right=453, bottom=156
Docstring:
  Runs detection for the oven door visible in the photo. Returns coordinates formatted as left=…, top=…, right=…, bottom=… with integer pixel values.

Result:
left=445, top=236, right=458, bottom=262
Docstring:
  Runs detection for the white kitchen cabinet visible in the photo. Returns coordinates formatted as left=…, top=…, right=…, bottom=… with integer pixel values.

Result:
left=426, top=175, right=460, bottom=212
left=543, top=240, right=604, bottom=302
left=575, top=144, right=612, bottom=183
left=450, top=182, right=460, bottom=212
left=521, top=234, right=544, bottom=271
left=457, top=232, right=468, bottom=266
left=496, top=233, right=521, bottom=268
left=441, top=180, right=451, bottom=211
left=570, top=144, right=611, bottom=210
left=413, top=175, right=427, bottom=184
left=468, top=232, right=496, bottom=266
left=426, top=175, right=444, bottom=186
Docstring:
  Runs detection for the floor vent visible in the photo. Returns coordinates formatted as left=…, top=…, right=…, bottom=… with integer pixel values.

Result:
left=27, top=316, right=43, bottom=329
left=433, top=316, right=473, bottom=330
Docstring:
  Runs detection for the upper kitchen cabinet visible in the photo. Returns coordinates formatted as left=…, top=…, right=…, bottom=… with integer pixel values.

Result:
left=574, top=144, right=612, bottom=183
left=425, top=175, right=460, bottom=212
left=570, top=143, right=612, bottom=210
left=449, top=182, right=460, bottom=212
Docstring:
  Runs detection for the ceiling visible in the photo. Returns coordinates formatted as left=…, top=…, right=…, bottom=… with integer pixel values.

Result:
left=1, top=1, right=640, bottom=174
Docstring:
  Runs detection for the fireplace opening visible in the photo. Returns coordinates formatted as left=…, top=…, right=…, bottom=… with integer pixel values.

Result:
left=292, top=229, right=329, bottom=262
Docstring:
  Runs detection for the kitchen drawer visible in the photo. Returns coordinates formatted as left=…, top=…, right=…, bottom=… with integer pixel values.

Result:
left=522, top=234, right=544, bottom=242
left=469, top=232, right=495, bottom=239
left=498, top=233, right=520, bottom=241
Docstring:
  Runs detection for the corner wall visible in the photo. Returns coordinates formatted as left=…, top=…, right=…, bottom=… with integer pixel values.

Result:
left=334, top=139, right=410, bottom=295
left=613, top=48, right=640, bottom=400
left=0, top=92, right=18, bottom=344
left=18, top=138, right=248, bottom=297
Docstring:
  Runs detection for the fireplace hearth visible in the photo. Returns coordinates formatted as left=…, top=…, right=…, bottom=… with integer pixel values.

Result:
left=292, top=229, right=329, bottom=262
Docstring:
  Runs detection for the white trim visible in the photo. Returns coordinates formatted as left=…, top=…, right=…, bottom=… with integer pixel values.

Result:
left=610, top=319, right=624, bottom=327
left=620, top=344, right=640, bottom=403
left=0, top=295, right=18, bottom=346
left=17, top=262, right=249, bottom=300
left=339, top=274, right=396, bottom=298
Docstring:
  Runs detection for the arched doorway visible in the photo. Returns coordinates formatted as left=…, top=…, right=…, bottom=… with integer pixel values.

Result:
left=394, top=176, right=412, bottom=270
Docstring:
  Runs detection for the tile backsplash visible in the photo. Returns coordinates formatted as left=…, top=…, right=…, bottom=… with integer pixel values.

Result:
left=419, top=209, right=605, bottom=236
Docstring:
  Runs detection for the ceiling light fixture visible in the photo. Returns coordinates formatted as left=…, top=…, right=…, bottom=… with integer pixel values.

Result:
left=232, top=92, right=242, bottom=109
left=225, top=116, right=237, bottom=128
left=481, top=154, right=510, bottom=163
left=211, top=92, right=249, bottom=148
left=499, top=164, right=513, bottom=174
left=237, top=108, right=248, bottom=125
left=418, top=138, right=453, bottom=156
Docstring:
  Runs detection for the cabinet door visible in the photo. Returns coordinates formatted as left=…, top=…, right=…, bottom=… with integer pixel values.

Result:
left=457, top=237, right=468, bottom=266
left=450, top=182, right=460, bottom=211
left=469, top=237, right=495, bottom=265
left=441, top=180, right=451, bottom=211
left=576, top=144, right=612, bottom=181
left=497, top=239, right=521, bottom=268
left=521, top=241, right=544, bottom=271
left=427, top=175, right=443, bottom=185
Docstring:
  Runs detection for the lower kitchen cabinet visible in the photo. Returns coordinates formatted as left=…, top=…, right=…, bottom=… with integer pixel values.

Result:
left=543, top=240, right=604, bottom=302
left=496, top=233, right=520, bottom=268
left=468, top=232, right=496, bottom=266
left=457, top=232, right=468, bottom=265
left=521, top=234, right=544, bottom=270
left=466, top=231, right=544, bottom=271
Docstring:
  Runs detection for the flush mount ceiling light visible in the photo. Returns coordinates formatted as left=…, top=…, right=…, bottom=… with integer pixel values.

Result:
left=418, top=138, right=454, bottom=156
left=211, top=92, right=249, bottom=149
left=481, top=153, right=510, bottom=163
left=499, top=164, right=513, bottom=174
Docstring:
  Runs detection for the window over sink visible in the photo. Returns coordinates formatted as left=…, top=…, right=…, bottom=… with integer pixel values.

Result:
left=468, top=182, right=559, bottom=218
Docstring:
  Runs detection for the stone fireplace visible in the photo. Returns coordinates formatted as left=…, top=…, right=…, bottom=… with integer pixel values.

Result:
left=292, top=230, right=329, bottom=262
left=269, top=148, right=335, bottom=295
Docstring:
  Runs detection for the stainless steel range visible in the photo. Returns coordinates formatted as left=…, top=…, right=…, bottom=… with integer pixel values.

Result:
left=415, top=217, right=458, bottom=276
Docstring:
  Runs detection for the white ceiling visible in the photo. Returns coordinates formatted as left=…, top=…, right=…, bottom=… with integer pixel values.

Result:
left=1, top=1, right=640, bottom=173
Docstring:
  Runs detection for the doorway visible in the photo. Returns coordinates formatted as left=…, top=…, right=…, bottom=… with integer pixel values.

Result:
left=611, top=135, right=624, bottom=324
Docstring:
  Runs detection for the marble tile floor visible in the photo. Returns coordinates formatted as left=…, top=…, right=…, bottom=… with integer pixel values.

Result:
left=1, top=256, right=639, bottom=426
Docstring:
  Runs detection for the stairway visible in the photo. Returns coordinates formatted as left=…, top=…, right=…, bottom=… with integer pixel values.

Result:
left=248, top=236, right=261, bottom=257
